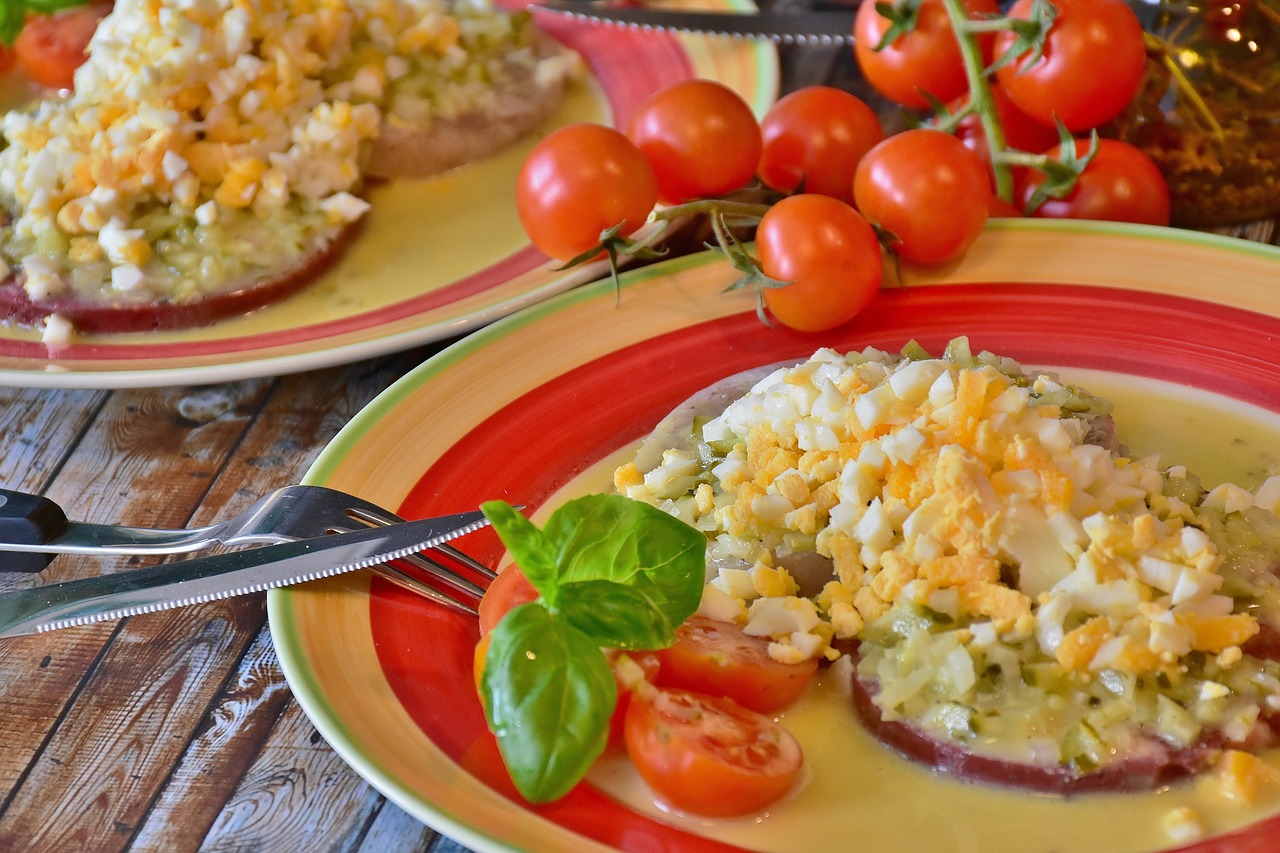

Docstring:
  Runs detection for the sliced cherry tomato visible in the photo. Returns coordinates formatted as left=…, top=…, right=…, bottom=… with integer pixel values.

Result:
left=1017, top=138, right=1171, bottom=225
left=15, top=3, right=111, bottom=91
left=756, top=194, right=882, bottom=333
left=949, top=83, right=1061, bottom=165
left=516, top=123, right=657, bottom=261
left=653, top=616, right=818, bottom=714
left=624, top=687, right=803, bottom=816
left=854, top=0, right=998, bottom=110
left=477, top=564, right=540, bottom=635
left=607, top=652, right=662, bottom=749
left=854, top=129, right=992, bottom=265
left=626, top=79, right=762, bottom=204
left=473, top=632, right=491, bottom=697
left=756, top=86, right=884, bottom=203
left=994, top=0, right=1146, bottom=132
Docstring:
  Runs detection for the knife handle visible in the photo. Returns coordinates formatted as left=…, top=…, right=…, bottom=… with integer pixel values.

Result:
left=0, top=489, right=66, bottom=572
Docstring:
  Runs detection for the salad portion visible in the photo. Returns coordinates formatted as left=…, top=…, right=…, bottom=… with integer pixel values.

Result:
left=476, top=339, right=1280, bottom=828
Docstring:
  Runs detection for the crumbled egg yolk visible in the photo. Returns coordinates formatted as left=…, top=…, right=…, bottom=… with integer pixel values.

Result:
left=0, top=0, right=550, bottom=306
left=619, top=342, right=1280, bottom=768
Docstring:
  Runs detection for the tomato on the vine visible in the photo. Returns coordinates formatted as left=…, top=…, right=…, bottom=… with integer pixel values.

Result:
left=854, top=0, right=998, bottom=110
left=626, top=79, right=762, bottom=205
left=516, top=123, right=657, bottom=261
left=757, top=86, right=884, bottom=203
left=1017, top=138, right=1171, bottom=225
left=653, top=616, right=818, bottom=714
left=15, top=3, right=111, bottom=90
left=624, top=687, right=803, bottom=816
left=994, top=0, right=1146, bottom=132
left=950, top=83, right=1061, bottom=165
left=854, top=129, right=992, bottom=265
left=756, top=194, right=882, bottom=333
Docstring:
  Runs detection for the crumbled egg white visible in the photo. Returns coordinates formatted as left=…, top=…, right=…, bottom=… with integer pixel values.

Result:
left=0, top=0, right=554, bottom=311
left=618, top=341, right=1280, bottom=770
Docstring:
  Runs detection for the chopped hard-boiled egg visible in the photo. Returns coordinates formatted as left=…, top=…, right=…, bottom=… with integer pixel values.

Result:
left=620, top=340, right=1280, bottom=772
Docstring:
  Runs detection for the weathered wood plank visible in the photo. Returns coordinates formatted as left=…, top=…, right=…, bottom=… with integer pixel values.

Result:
left=357, top=802, right=443, bottom=852
left=0, top=380, right=274, bottom=849
left=128, top=351, right=431, bottom=850
left=0, top=385, right=106, bottom=493
left=195, top=698, right=384, bottom=852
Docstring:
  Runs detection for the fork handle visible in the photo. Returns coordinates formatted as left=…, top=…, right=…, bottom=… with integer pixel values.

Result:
left=0, top=489, right=65, bottom=573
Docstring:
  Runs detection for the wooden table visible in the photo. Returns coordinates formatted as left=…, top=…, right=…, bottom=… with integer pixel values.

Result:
left=2, top=36, right=1278, bottom=853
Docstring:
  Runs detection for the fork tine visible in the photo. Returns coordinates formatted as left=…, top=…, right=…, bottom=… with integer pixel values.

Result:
left=393, top=551, right=488, bottom=597
left=433, top=542, right=498, bottom=579
left=370, top=564, right=479, bottom=616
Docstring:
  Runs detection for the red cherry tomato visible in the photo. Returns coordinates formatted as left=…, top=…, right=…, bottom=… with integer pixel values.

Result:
left=624, top=687, right=804, bottom=816
left=15, top=3, right=111, bottom=90
left=1017, top=138, right=1171, bottom=225
left=477, top=565, right=539, bottom=636
left=756, top=194, right=883, bottom=333
left=949, top=84, right=1062, bottom=164
left=516, top=123, right=658, bottom=261
left=854, top=129, right=992, bottom=265
left=0, top=45, right=15, bottom=76
left=626, top=79, right=762, bottom=204
left=854, top=0, right=998, bottom=110
left=653, top=616, right=818, bottom=714
left=757, top=86, right=884, bottom=203
left=994, top=0, right=1146, bottom=132
left=607, top=652, right=662, bottom=749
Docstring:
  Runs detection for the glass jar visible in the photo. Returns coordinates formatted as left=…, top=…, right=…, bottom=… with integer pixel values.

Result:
left=1107, top=0, right=1280, bottom=227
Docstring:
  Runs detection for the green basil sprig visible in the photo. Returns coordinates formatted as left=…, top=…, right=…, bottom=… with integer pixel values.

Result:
left=479, top=495, right=705, bottom=803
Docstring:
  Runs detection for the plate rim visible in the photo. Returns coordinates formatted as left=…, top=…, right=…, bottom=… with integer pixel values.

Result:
left=271, top=218, right=1280, bottom=852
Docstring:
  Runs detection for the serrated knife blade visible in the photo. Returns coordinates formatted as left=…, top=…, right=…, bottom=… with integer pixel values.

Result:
left=531, top=1, right=855, bottom=45
left=0, top=509, right=489, bottom=637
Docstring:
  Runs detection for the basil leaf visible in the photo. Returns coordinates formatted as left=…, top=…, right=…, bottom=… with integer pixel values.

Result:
left=482, top=603, right=616, bottom=803
left=544, top=494, right=705, bottom=616
left=555, top=579, right=690, bottom=650
left=0, top=0, right=25, bottom=45
left=481, top=500, right=559, bottom=594
left=25, top=0, right=95, bottom=13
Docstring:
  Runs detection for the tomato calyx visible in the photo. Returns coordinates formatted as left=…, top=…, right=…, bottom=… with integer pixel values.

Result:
left=1014, top=127, right=1099, bottom=213
left=553, top=220, right=670, bottom=300
left=982, top=0, right=1058, bottom=76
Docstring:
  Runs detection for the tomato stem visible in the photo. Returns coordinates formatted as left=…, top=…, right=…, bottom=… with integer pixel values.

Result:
left=940, top=0, right=1013, bottom=200
left=653, top=199, right=773, bottom=223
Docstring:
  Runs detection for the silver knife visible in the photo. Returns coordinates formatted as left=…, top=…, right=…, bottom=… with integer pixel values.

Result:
left=531, top=1, right=855, bottom=44
left=0, top=509, right=488, bottom=637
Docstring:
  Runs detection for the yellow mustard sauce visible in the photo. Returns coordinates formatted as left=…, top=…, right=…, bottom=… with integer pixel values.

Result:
left=533, top=368, right=1280, bottom=853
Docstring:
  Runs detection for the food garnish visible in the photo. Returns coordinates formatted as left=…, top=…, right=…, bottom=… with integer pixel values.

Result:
left=476, top=496, right=705, bottom=803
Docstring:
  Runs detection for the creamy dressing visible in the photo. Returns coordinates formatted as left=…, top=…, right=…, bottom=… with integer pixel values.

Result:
left=530, top=369, right=1280, bottom=853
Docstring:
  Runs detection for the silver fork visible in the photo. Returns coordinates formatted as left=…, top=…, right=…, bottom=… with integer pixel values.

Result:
left=0, top=485, right=496, bottom=615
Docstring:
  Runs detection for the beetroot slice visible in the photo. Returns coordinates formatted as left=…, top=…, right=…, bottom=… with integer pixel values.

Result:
left=0, top=221, right=360, bottom=334
left=846, top=638, right=1280, bottom=794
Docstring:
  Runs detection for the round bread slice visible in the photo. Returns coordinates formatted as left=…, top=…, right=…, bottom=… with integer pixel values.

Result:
left=363, top=29, right=570, bottom=180
left=0, top=220, right=360, bottom=335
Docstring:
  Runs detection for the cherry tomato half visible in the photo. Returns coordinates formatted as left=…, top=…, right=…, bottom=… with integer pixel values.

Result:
left=477, top=564, right=540, bottom=636
left=994, top=0, right=1146, bottom=132
left=516, top=123, right=658, bottom=261
left=757, top=86, right=884, bottom=203
left=653, top=616, right=818, bottom=714
left=1017, top=138, right=1171, bottom=225
left=607, top=652, right=662, bottom=749
left=626, top=79, right=762, bottom=204
left=15, top=3, right=111, bottom=90
left=756, top=194, right=883, bottom=333
left=624, top=687, right=804, bottom=816
left=854, top=0, right=998, bottom=110
left=854, top=129, right=992, bottom=266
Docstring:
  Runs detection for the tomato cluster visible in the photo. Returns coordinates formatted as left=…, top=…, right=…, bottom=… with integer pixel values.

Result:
left=476, top=568, right=816, bottom=817
left=514, top=0, right=1175, bottom=335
